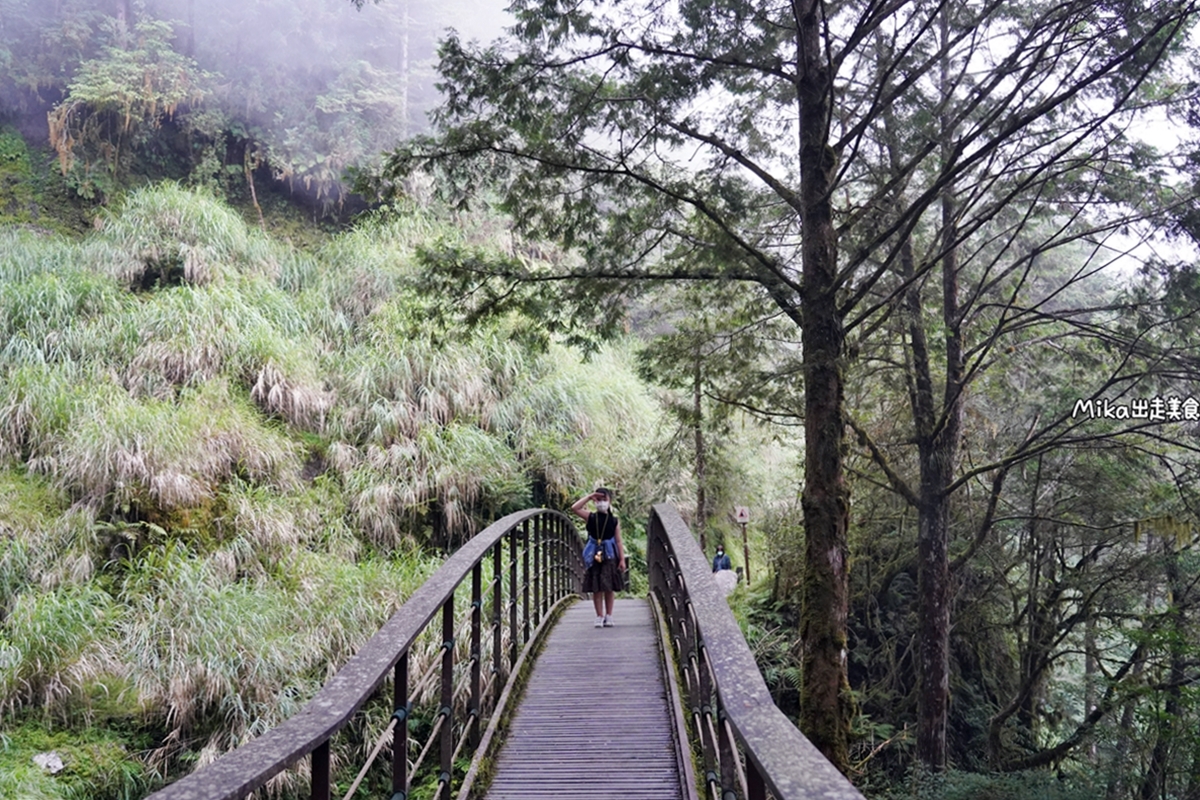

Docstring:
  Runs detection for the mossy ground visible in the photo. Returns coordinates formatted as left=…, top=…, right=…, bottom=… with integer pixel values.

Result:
left=0, top=721, right=153, bottom=800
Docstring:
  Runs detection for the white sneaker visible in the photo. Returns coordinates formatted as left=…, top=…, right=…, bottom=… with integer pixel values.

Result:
left=603, top=615, right=614, bottom=627
left=594, top=616, right=604, bottom=628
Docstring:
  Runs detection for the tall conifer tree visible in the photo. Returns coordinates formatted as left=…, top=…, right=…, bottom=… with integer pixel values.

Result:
left=374, top=0, right=1200, bottom=772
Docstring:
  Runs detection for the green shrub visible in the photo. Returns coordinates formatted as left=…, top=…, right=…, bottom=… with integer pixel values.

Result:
left=0, top=182, right=669, bottom=793
left=0, top=127, right=38, bottom=229
left=0, top=364, right=94, bottom=464
left=869, top=768, right=1100, bottom=800
left=0, top=469, right=72, bottom=618
left=114, top=542, right=441, bottom=788
left=0, top=127, right=30, bottom=167
left=0, top=232, right=127, bottom=370
left=0, top=229, right=71, bottom=285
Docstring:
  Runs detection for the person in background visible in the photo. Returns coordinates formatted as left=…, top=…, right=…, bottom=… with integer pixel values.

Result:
left=571, top=488, right=625, bottom=627
left=712, top=544, right=732, bottom=573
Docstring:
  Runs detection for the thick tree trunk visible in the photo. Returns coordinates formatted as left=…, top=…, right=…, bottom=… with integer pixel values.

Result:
left=1142, top=542, right=1188, bottom=800
left=794, top=0, right=851, bottom=774
left=1142, top=709, right=1170, bottom=800
left=898, top=208, right=961, bottom=772
left=1017, top=462, right=1052, bottom=744
left=1108, top=555, right=1154, bottom=799
left=915, top=15, right=964, bottom=768
left=1108, top=694, right=1139, bottom=798
left=915, top=464, right=952, bottom=769
left=1187, top=731, right=1200, bottom=800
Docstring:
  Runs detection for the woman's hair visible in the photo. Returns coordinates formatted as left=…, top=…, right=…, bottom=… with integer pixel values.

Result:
left=595, top=486, right=613, bottom=499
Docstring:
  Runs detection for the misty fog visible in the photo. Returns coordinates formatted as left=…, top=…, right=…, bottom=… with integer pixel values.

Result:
left=0, top=0, right=513, bottom=206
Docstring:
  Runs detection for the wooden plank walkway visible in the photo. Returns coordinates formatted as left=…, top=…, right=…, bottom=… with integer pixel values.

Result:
left=483, top=598, right=686, bottom=800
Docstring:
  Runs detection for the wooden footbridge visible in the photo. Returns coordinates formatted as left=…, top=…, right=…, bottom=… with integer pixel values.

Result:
left=146, top=505, right=863, bottom=800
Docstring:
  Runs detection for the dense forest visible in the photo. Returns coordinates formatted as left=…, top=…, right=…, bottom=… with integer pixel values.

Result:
left=2, top=0, right=1200, bottom=799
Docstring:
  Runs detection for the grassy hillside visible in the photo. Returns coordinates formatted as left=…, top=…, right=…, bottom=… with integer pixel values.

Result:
left=0, top=183, right=662, bottom=797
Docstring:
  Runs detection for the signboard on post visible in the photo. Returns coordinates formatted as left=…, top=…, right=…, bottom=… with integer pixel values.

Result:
left=734, top=506, right=751, bottom=583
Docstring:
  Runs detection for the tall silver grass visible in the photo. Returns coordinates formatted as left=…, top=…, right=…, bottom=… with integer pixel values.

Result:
left=1, top=184, right=664, bottom=796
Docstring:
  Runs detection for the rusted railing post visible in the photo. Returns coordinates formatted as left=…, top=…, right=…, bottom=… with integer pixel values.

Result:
left=718, top=702, right=738, bottom=800
left=492, top=539, right=504, bottom=709
left=311, top=739, right=330, bottom=800
left=564, top=517, right=571, bottom=596
left=508, top=529, right=518, bottom=670
left=392, top=652, right=409, bottom=797
left=747, top=759, right=766, bottom=800
left=521, top=520, right=531, bottom=644
left=540, top=516, right=550, bottom=615
left=700, top=637, right=721, bottom=793
left=439, top=597, right=454, bottom=796
left=532, top=515, right=541, bottom=626
left=469, top=562, right=482, bottom=749
left=552, top=517, right=562, bottom=601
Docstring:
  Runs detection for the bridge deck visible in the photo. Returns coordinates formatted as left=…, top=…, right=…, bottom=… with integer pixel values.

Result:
left=483, top=597, right=686, bottom=800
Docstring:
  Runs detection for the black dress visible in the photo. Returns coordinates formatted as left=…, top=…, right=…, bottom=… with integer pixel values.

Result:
left=582, top=511, right=624, bottom=593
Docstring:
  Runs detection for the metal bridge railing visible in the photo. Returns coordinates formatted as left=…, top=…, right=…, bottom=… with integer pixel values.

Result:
left=146, top=508, right=583, bottom=800
left=647, top=503, right=865, bottom=800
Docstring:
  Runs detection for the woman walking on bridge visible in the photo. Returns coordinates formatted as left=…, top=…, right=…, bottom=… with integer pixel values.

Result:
left=571, top=488, right=626, bottom=627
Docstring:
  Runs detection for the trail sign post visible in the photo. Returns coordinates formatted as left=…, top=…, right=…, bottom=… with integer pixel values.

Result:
left=734, top=506, right=751, bottom=583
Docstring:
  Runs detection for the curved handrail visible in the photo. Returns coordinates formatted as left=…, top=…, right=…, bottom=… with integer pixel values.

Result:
left=147, top=508, right=584, bottom=800
left=648, top=503, right=864, bottom=800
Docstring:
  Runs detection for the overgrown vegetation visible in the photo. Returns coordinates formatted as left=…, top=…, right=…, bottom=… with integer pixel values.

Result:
left=0, top=184, right=666, bottom=797
left=0, top=126, right=91, bottom=234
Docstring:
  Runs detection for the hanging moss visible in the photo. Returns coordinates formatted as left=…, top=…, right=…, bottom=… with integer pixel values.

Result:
left=0, top=127, right=96, bottom=235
